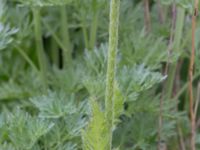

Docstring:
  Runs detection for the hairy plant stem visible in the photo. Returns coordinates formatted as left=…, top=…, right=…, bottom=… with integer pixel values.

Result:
left=60, top=6, right=72, bottom=68
left=89, top=0, right=99, bottom=50
left=166, top=7, right=185, bottom=100
left=189, top=0, right=199, bottom=149
left=33, top=7, right=48, bottom=89
left=105, top=0, right=120, bottom=149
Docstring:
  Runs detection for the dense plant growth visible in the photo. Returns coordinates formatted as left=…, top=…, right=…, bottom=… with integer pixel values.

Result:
left=0, top=0, right=200, bottom=149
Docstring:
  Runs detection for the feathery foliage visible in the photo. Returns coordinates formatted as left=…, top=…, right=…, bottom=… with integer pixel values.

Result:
left=0, top=0, right=199, bottom=149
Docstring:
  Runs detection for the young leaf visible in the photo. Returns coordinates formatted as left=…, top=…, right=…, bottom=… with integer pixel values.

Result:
left=113, top=82, right=124, bottom=124
left=82, top=99, right=109, bottom=150
left=30, top=91, right=79, bottom=118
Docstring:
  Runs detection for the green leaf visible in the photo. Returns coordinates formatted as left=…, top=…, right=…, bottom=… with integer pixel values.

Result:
left=82, top=99, right=108, bottom=150
left=118, top=64, right=166, bottom=102
left=30, top=91, right=80, bottom=118
left=113, top=82, right=124, bottom=124
left=7, top=109, right=54, bottom=149
left=0, top=80, right=29, bottom=100
left=0, top=0, right=18, bottom=50
left=0, top=24, right=18, bottom=50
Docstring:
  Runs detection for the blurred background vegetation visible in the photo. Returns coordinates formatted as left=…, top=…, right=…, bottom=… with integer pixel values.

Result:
left=0, top=0, right=200, bottom=149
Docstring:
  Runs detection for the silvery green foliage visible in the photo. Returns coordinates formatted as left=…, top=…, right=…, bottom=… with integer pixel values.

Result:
left=0, top=0, right=7, bottom=22
left=0, top=0, right=18, bottom=50
left=73, top=0, right=107, bottom=20
left=30, top=91, right=86, bottom=118
left=16, top=0, right=73, bottom=7
left=113, top=96, right=185, bottom=149
left=7, top=7, right=33, bottom=46
left=30, top=91, right=88, bottom=144
left=0, top=114, right=7, bottom=143
left=62, top=142, right=77, bottom=150
left=0, top=0, right=195, bottom=149
left=83, top=73, right=106, bottom=100
left=0, top=24, right=18, bottom=50
left=0, top=70, right=44, bottom=100
left=0, top=80, right=29, bottom=100
left=7, top=109, right=54, bottom=149
left=0, top=2, right=34, bottom=51
left=0, top=77, right=89, bottom=150
left=118, top=64, right=166, bottom=102
left=65, top=113, right=88, bottom=137
left=50, top=67, right=83, bottom=93
left=42, top=122, right=80, bottom=150
left=81, top=45, right=108, bottom=101
left=83, top=44, right=108, bottom=75
left=121, top=31, right=169, bottom=70
left=0, top=143, right=16, bottom=150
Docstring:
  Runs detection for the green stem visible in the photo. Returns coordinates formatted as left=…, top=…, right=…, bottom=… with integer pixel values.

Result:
left=81, top=15, right=89, bottom=49
left=173, top=8, right=185, bottom=51
left=166, top=7, right=185, bottom=99
left=42, top=20, right=69, bottom=56
left=15, top=45, right=38, bottom=72
left=105, top=0, right=120, bottom=149
left=33, top=7, right=48, bottom=89
left=60, top=6, right=72, bottom=68
left=89, top=2, right=99, bottom=50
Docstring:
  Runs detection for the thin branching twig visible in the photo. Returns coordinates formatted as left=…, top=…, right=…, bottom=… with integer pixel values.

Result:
left=194, top=83, right=200, bottom=118
left=189, top=0, right=199, bottom=149
left=144, top=0, right=151, bottom=33
left=157, top=0, right=164, bottom=24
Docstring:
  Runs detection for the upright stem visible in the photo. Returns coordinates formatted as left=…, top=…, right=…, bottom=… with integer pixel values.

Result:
left=15, top=45, right=38, bottom=72
left=105, top=0, right=120, bottom=149
left=60, top=6, right=72, bottom=68
left=144, top=0, right=151, bottom=33
left=189, top=0, right=199, bottom=149
left=173, top=7, right=185, bottom=52
left=166, top=7, right=185, bottom=99
left=159, top=6, right=185, bottom=149
left=33, top=7, right=47, bottom=89
left=158, top=59, right=169, bottom=150
left=81, top=15, right=89, bottom=49
left=157, top=0, right=164, bottom=24
left=89, top=0, right=99, bottom=50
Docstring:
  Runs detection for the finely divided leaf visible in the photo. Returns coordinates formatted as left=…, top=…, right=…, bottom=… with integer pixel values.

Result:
left=82, top=99, right=108, bottom=150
